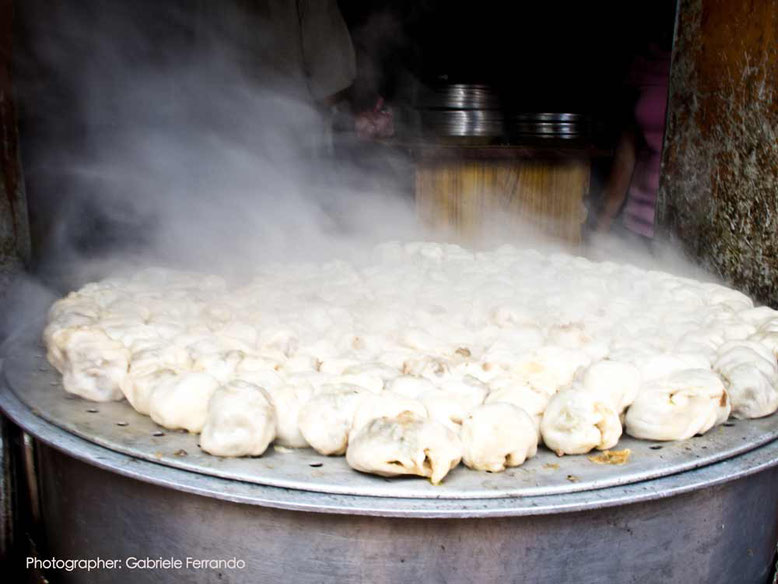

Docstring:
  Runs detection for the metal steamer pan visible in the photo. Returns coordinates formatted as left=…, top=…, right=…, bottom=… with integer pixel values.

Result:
left=2, top=344, right=778, bottom=583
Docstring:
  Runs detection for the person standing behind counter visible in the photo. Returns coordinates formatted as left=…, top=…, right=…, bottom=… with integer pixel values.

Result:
left=201, top=0, right=357, bottom=106
left=595, top=42, right=671, bottom=243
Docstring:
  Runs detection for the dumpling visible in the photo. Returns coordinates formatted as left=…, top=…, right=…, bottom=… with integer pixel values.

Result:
left=342, top=363, right=401, bottom=387
left=47, top=293, right=100, bottom=323
left=624, top=369, right=730, bottom=441
left=99, top=320, right=160, bottom=350
left=350, top=392, right=428, bottom=436
left=264, top=382, right=315, bottom=448
left=386, top=375, right=437, bottom=399
left=120, top=368, right=178, bottom=415
left=43, top=312, right=98, bottom=373
left=298, top=386, right=368, bottom=455
left=233, top=368, right=285, bottom=392
left=511, top=346, right=591, bottom=395
left=59, top=328, right=130, bottom=402
left=346, top=412, right=463, bottom=484
left=148, top=371, right=220, bottom=432
left=200, top=380, right=276, bottom=457
left=738, top=306, right=778, bottom=327
left=580, top=360, right=640, bottom=413
left=192, top=350, right=246, bottom=383
left=540, top=387, right=622, bottom=456
left=419, top=390, right=469, bottom=433
left=120, top=342, right=192, bottom=412
left=331, top=370, right=386, bottom=394
left=435, top=376, right=489, bottom=410
left=460, top=403, right=538, bottom=472
left=713, top=341, right=778, bottom=419
left=484, top=377, right=550, bottom=431
left=128, top=343, right=192, bottom=375
left=749, top=319, right=778, bottom=358
left=632, top=352, right=710, bottom=383
left=702, top=283, right=754, bottom=312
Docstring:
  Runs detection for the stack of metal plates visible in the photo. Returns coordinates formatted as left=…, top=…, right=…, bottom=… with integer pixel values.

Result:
left=417, top=83, right=504, bottom=138
left=506, top=112, right=594, bottom=140
left=416, top=84, right=597, bottom=142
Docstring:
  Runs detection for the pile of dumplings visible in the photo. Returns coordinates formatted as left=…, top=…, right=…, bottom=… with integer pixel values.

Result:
left=43, top=242, right=778, bottom=484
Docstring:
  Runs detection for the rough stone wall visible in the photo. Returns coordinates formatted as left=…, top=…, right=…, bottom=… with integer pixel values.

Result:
left=658, top=0, right=778, bottom=305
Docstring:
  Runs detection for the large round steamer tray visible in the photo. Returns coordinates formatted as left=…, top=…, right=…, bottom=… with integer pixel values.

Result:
left=4, top=337, right=778, bottom=502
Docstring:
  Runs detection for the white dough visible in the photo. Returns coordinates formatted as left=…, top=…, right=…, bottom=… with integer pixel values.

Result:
left=298, top=386, right=368, bottom=455
left=149, top=371, right=220, bottom=432
left=749, top=323, right=778, bottom=359
left=387, top=375, right=437, bottom=399
left=420, top=390, right=469, bottom=433
left=484, top=377, right=549, bottom=433
left=346, top=413, right=463, bottom=485
left=540, top=387, right=622, bottom=456
left=120, top=368, right=179, bottom=415
left=461, top=403, right=538, bottom=472
left=60, top=328, right=129, bottom=402
left=625, top=369, right=730, bottom=441
left=713, top=341, right=778, bottom=419
left=580, top=360, right=640, bottom=413
left=200, top=380, right=276, bottom=457
left=351, top=392, right=428, bottom=436
left=43, top=243, right=778, bottom=480
left=264, top=382, right=315, bottom=448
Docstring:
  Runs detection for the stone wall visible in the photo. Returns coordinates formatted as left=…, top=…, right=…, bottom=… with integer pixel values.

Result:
left=659, top=0, right=778, bottom=305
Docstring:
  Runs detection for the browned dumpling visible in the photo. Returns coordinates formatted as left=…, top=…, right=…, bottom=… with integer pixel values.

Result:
left=346, top=413, right=463, bottom=485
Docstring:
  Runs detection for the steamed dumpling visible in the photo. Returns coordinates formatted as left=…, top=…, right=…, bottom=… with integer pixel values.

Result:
left=43, top=311, right=98, bottom=373
left=264, top=382, right=315, bottom=448
left=580, top=360, right=640, bottom=413
left=484, top=376, right=550, bottom=433
left=625, top=369, right=730, bottom=441
left=192, top=350, right=246, bottom=383
left=59, top=328, right=129, bottom=401
left=435, top=376, right=489, bottom=410
left=120, top=368, right=178, bottom=415
left=737, top=306, right=778, bottom=327
left=386, top=375, right=437, bottom=399
left=346, top=412, right=463, bottom=484
left=350, top=392, right=428, bottom=435
left=461, top=403, right=538, bottom=471
left=119, top=343, right=192, bottom=413
left=200, top=380, right=276, bottom=457
left=511, top=346, right=591, bottom=395
left=298, top=386, right=368, bottom=455
left=419, top=390, right=469, bottom=433
left=749, top=319, right=778, bottom=358
left=713, top=341, right=778, bottom=419
left=540, top=386, right=622, bottom=455
left=149, top=371, right=220, bottom=432
left=633, top=352, right=710, bottom=383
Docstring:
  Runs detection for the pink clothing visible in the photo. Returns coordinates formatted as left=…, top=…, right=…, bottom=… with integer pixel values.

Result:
left=622, top=48, right=671, bottom=238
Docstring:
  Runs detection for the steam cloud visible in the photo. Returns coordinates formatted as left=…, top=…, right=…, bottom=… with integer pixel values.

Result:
left=0, top=0, right=719, bottom=351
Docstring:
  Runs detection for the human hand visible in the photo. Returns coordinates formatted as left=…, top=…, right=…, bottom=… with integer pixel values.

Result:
left=355, top=97, right=394, bottom=140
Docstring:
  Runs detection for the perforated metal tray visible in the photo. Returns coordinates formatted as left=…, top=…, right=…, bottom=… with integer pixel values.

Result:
left=5, top=342, right=778, bottom=500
